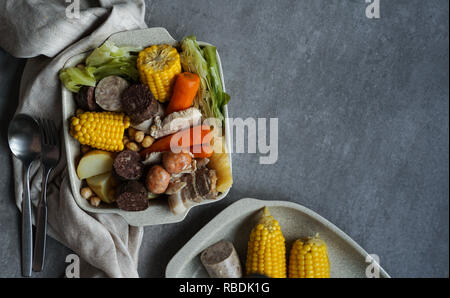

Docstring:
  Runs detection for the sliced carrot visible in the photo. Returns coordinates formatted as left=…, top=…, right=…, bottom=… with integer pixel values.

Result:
left=190, top=144, right=213, bottom=158
left=165, top=72, right=200, bottom=115
left=140, top=125, right=212, bottom=157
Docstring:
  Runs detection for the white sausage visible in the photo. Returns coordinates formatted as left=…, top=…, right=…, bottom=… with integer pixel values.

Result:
left=200, top=240, right=243, bottom=278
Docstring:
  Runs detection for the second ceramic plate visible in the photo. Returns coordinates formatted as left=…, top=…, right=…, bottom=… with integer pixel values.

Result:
left=166, top=198, right=390, bottom=278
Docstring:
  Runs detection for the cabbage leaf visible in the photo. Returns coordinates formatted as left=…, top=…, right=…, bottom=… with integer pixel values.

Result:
left=59, top=41, right=141, bottom=93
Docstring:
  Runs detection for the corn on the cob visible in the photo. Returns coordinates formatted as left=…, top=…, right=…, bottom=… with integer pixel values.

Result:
left=288, top=235, right=330, bottom=278
left=137, top=45, right=181, bottom=102
left=245, top=207, right=286, bottom=278
left=70, top=111, right=130, bottom=152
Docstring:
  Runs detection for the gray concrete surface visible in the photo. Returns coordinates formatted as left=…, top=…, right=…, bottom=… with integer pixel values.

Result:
left=0, top=0, right=448, bottom=278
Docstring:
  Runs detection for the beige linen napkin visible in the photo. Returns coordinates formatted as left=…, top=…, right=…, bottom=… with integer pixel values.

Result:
left=1, top=0, right=148, bottom=278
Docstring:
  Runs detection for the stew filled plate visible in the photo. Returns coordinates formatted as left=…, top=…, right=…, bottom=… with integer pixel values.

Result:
left=61, top=28, right=232, bottom=226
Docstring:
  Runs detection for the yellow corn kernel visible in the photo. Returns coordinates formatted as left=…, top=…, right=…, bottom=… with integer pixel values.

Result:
left=69, top=111, right=130, bottom=152
left=245, top=207, right=286, bottom=278
left=288, top=235, right=330, bottom=278
left=137, top=44, right=181, bottom=102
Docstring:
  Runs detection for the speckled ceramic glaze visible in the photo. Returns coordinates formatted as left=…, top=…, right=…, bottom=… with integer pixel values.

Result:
left=166, top=198, right=390, bottom=278
left=61, top=28, right=232, bottom=226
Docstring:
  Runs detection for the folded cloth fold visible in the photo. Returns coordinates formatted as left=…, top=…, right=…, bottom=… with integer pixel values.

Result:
left=1, top=0, right=148, bottom=278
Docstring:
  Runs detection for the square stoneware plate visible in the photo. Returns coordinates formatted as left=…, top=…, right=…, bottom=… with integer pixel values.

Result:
left=166, top=198, right=390, bottom=278
left=62, top=28, right=232, bottom=226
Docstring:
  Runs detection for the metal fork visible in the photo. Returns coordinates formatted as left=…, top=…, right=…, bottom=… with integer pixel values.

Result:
left=33, top=118, right=60, bottom=272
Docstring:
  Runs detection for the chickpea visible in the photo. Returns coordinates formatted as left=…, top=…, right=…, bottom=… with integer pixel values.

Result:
left=162, top=152, right=192, bottom=174
left=90, top=196, right=101, bottom=207
left=80, top=187, right=93, bottom=199
left=123, top=136, right=130, bottom=146
left=134, top=131, right=145, bottom=143
left=128, top=127, right=136, bottom=139
left=141, top=136, right=154, bottom=148
left=145, top=165, right=170, bottom=194
left=126, top=141, right=139, bottom=152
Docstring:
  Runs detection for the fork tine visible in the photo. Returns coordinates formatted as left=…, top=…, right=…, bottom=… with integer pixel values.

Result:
left=47, top=119, right=58, bottom=145
left=37, top=118, right=43, bottom=138
left=44, top=119, right=51, bottom=145
left=39, top=118, right=48, bottom=145
left=49, top=119, right=59, bottom=146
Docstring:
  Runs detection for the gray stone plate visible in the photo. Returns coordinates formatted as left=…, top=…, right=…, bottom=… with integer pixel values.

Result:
left=61, top=28, right=232, bottom=226
left=166, top=198, right=390, bottom=278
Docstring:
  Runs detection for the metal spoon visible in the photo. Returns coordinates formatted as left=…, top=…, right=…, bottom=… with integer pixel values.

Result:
left=8, top=114, right=41, bottom=277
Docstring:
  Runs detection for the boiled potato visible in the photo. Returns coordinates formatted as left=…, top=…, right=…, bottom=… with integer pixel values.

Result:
left=76, top=150, right=114, bottom=180
left=86, top=172, right=117, bottom=204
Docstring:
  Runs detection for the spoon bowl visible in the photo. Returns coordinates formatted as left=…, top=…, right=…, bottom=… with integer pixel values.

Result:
left=8, top=114, right=41, bottom=163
